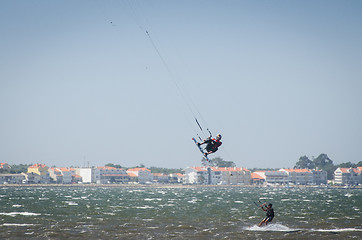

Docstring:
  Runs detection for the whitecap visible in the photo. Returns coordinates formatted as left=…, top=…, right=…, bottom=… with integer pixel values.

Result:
left=245, top=224, right=299, bottom=232
left=104, top=212, right=115, bottom=216
left=12, top=205, right=22, bottom=208
left=311, top=228, right=362, bottom=232
left=188, top=198, right=198, bottom=203
left=136, top=206, right=154, bottom=209
left=281, top=199, right=290, bottom=202
left=0, top=212, right=41, bottom=217
left=2, top=223, right=36, bottom=226
left=142, top=219, right=153, bottom=222
left=144, top=198, right=162, bottom=201
left=65, top=201, right=78, bottom=206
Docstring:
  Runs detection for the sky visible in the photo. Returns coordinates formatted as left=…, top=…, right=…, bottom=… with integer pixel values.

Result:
left=1, top=0, right=362, bottom=169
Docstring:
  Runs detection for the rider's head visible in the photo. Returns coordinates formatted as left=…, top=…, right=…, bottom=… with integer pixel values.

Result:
left=268, top=203, right=272, bottom=208
left=216, top=134, right=222, bottom=140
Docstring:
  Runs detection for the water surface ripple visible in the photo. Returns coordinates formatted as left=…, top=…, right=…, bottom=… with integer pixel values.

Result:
left=0, top=186, right=361, bottom=239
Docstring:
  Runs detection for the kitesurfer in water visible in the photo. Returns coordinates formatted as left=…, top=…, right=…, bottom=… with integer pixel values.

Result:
left=258, top=203, right=274, bottom=227
left=197, top=134, right=222, bottom=156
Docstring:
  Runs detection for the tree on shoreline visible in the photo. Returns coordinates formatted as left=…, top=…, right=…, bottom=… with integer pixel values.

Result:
left=202, top=157, right=236, bottom=168
left=294, top=156, right=315, bottom=169
left=0, top=164, right=30, bottom=174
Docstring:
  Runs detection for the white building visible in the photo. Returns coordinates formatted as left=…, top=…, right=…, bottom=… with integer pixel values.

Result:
left=252, top=168, right=327, bottom=185
left=0, top=174, right=25, bottom=184
left=251, top=172, right=265, bottom=185
left=280, top=169, right=314, bottom=185
left=254, top=170, right=289, bottom=185
left=75, top=168, right=101, bottom=183
left=153, top=173, right=169, bottom=183
left=184, top=167, right=251, bottom=185
left=23, top=172, right=41, bottom=183
left=169, top=173, right=184, bottom=183
left=49, top=167, right=76, bottom=184
left=334, top=167, right=362, bottom=185
left=126, top=168, right=153, bottom=184
left=97, top=166, right=129, bottom=184
left=312, top=169, right=328, bottom=185
left=48, top=168, right=63, bottom=183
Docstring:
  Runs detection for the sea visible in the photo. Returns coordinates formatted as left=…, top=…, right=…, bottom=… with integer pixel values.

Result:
left=0, top=186, right=361, bottom=239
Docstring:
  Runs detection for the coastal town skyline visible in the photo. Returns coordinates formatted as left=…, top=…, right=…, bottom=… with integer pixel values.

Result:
left=1, top=160, right=361, bottom=186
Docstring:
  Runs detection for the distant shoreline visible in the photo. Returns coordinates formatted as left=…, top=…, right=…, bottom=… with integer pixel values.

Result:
left=1, top=184, right=361, bottom=189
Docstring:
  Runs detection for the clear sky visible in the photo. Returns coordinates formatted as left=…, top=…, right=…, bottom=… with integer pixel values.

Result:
left=1, top=0, right=362, bottom=169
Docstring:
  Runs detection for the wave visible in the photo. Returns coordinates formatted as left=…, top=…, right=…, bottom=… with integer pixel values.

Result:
left=0, top=212, right=41, bottom=216
left=310, top=228, right=362, bottom=232
left=245, top=224, right=299, bottom=232
left=2, top=223, right=36, bottom=226
left=64, top=201, right=78, bottom=206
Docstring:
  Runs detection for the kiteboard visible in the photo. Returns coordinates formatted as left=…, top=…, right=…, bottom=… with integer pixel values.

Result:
left=192, top=137, right=210, bottom=162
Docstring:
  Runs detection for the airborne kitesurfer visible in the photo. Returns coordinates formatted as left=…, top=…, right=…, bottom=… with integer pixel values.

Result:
left=258, top=203, right=274, bottom=227
left=197, top=134, right=222, bottom=157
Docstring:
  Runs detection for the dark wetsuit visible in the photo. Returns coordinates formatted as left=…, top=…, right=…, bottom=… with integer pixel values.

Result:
left=264, top=207, right=274, bottom=223
left=204, top=138, right=222, bottom=153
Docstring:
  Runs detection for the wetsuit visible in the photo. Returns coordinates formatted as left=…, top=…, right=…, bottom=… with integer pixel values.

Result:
left=264, top=207, right=274, bottom=223
left=204, top=138, right=222, bottom=153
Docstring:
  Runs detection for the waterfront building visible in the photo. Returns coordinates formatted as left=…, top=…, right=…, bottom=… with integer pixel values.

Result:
left=252, top=168, right=327, bottom=185
left=0, top=173, right=25, bottom=184
left=153, top=173, right=169, bottom=183
left=126, top=168, right=153, bottom=184
left=169, top=173, right=184, bottom=183
left=254, top=170, right=289, bottom=185
left=184, top=167, right=251, bottom=185
left=334, top=167, right=362, bottom=185
left=251, top=172, right=265, bottom=185
left=75, top=167, right=101, bottom=183
left=97, top=166, right=129, bottom=184
left=280, top=169, right=314, bottom=185
left=49, top=167, right=76, bottom=184
left=311, top=169, right=328, bottom=185
left=59, top=168, right=75, bottom=183
left=72, top=174, right=82, bottom=183
left=127, top=172, right=138, bottom=183
left=27, top=164, right=51, bottom=183
left=48, top=168, right=63, bottom=183
left=22, top=172, right=41, bottom=183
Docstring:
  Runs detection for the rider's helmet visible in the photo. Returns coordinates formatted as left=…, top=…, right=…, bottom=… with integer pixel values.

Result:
left=216, top=134, right=222, bottom=140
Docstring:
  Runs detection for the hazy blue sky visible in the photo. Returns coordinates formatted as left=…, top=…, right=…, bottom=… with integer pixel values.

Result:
left=1, top=0, right=362, bottom=169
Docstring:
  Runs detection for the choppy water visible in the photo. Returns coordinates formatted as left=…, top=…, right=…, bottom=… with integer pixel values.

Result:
left=0, top=186, right=361, bottom=239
